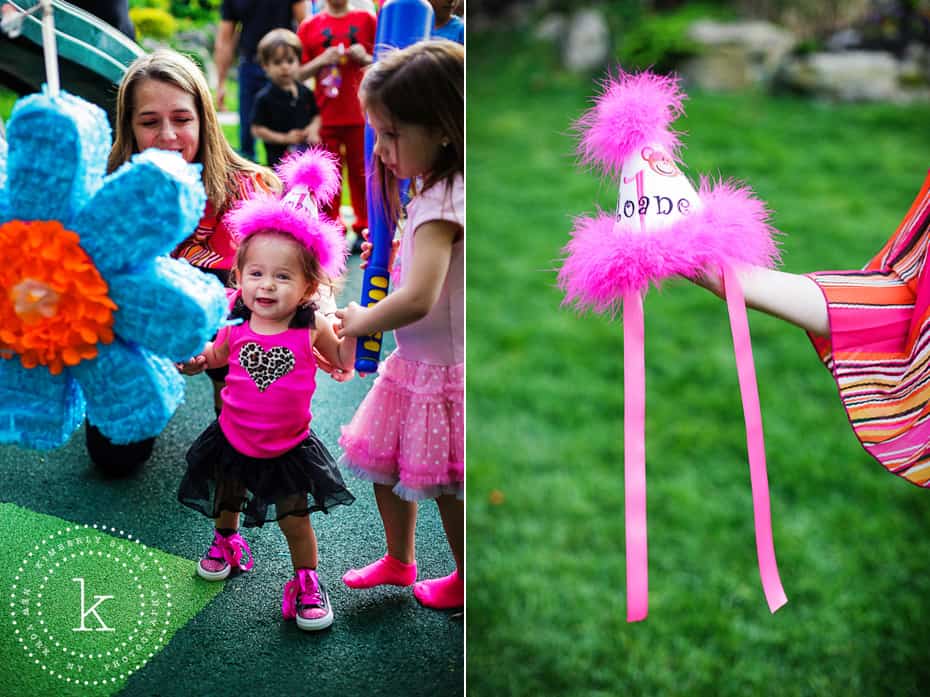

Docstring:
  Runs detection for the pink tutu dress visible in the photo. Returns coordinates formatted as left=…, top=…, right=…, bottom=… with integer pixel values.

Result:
left=339, top=174, right=464, bottom=501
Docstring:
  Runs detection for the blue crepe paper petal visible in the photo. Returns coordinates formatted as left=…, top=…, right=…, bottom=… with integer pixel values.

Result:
left=74, top=150, right=206, bottom=276
left=109, top=257, right=228, bottom=362
left=70, top=339, right=184, bottom=444
left=0, top=136, right=7, bottom=219
left=0, top=359, right=84, bottom=450
left=6, top=89, right=108, bottom=224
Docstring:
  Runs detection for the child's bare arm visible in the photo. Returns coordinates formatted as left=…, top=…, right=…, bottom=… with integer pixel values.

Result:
left=337, top=220, right=458, bottom=337
left=178, top=328, right=232, bottom=374
left=313, top=313, right=356, bottom=379
left=691, top=265, right=828, bottom=336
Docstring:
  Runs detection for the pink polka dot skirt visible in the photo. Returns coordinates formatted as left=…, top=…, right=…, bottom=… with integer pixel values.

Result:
left=339, top=353, right=464, bottom=501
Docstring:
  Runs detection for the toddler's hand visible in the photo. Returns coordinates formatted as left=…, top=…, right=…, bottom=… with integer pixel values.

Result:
left=357, top=229, right=400, bottom=272
left=334, top=302, right=364, bottom=338
left=313, top=347, right=355, bottom=382
left=178, top=355, right=207, bottom=375
left=287, top=128, right=306, bottom=145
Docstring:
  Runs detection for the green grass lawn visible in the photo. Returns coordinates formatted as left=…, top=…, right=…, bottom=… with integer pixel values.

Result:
left=466, top=34, right=930, bottom=696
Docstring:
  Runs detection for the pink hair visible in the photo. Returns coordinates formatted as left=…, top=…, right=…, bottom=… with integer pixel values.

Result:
left=224, top=148, right=347, bottom=278
left=559, top=178, right=780, bottom=314
left=559, top=70, right=780, bottom=314
left=575, top=69, right=685, bottom=178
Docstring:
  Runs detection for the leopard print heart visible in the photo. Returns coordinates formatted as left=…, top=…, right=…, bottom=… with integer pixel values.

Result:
left=238, top=342, right=295, bottom=392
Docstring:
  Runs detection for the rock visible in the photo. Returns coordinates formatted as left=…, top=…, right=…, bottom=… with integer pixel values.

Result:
left=534, top=12, right=565, bottom=43
left=779, top=50, right=899, bottom=101
left=563, top=8, right=610, bottom=73
left=681, top=20, right=795, bottom=90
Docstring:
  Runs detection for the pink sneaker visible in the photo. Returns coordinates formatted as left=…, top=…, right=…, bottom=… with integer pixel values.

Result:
left=196, top=530, right=254, bottom=581
left=282, top=568, right=333, bottom=631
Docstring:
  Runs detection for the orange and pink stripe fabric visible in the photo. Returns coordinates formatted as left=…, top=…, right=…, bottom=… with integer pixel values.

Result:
left=809, top=172, right=930, bottom=486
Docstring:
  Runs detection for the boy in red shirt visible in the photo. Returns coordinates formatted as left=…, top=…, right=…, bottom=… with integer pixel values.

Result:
left=297, top=1, right=375, bottom=246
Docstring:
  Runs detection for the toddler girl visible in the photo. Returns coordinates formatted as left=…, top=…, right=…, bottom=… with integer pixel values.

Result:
left=336, top=40, right=464, bottom=609
left=179, top=150, right=356, bottom=630
left=88, top=48, right=279, bottom=475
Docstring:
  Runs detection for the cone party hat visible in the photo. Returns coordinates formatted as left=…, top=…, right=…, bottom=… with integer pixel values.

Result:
left=558, top=70, right=787, bottom=622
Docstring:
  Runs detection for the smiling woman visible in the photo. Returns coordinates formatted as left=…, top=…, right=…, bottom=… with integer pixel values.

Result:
left=130, top=80, right=200, bottom=164
left=85, top=48, right=280, bottom=476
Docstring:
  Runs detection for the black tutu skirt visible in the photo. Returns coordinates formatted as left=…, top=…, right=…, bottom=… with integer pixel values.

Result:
left=178, top=420, right=355, bottom=527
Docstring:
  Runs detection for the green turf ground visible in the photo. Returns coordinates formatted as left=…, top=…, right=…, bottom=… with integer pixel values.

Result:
left=0, top=264, right=463, bottom=697
left=467, top=34, right=930, bottom=696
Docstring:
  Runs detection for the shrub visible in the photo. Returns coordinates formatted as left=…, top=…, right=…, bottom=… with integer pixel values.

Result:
left=129, top=7, right=178, bottom=40
left=615, top=3, right=735, bottom=73
left=129, top=0, right=170, bottom=11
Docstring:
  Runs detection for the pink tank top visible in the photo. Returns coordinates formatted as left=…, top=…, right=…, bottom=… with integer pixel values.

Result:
left=218, top=320, right=317, bottom=458
left=393, top=174, right=464, bottom=365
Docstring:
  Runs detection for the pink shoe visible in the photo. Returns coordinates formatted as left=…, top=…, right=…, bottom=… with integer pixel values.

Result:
left=196, top=530, right=254, bottom=581
left=413, top=570, right=463, bottom=610
left=342, top=554, right=417, bottom=589
left=282, top=569, right=334, bottom=631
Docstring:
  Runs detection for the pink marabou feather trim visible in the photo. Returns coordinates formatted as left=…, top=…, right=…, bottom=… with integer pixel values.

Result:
left=225, top=195, right=347, bottom=277
left=275, top=147, right=341, bottom=206
left=558, top=178, right=780, bottom=314
left=575, top=70, right=685, bottom=178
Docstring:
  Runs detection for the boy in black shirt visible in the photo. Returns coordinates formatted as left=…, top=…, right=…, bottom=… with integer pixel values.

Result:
left=251, top=29, right=321, bottom=167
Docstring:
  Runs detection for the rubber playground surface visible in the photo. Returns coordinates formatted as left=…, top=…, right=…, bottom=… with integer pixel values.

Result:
left=0, top=263, right=464, bottom=697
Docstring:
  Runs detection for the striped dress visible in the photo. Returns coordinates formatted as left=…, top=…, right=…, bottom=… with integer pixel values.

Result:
left=172, top=172, right=271, bottom=270
left=809, top=172, right=930, bottom=486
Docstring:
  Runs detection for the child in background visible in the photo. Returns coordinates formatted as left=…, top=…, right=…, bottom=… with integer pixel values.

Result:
left=336, top=41, right=465, bottom=610
left=297, top=0, right=375, bottom=247
left=251, top=28, right=321, bottom=168
left=429, top=0, right=464, bottom=44
left=178, top=150, right=356, bottom=631
left=691, top=175, right=930, bottom=488
left=88, top=49, right=279, bottom=475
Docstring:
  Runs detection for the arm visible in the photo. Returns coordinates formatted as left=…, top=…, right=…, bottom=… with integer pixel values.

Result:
left=297, top=46, right=343, bottom=81
left=691, top=265, right=829, bottom=336
left=178, top=329, right=232, bottom=375
left=213, top=19, right=238, bottom=110
left=337, top=220, right=458, bottom=337
left=251, top=124, right=304, bottom=146
left=346, top=43, right=373, bottom=67
left=292, top=1, right=306, bottom=25
left=313, top=312, right=357, bottom=380
left=304, top=115, right=322, bottom=144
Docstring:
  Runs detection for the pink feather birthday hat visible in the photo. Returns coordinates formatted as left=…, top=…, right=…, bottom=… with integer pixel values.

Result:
left=225, top=148, right=347, bottom=278
left=558, top=70, right=787, bottom=621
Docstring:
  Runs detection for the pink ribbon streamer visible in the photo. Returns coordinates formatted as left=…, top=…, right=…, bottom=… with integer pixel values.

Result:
left=721, top=262, right=788, bottom=613
left=623, top=291, right=648, bottom=622
left=621, top=269, right=787, bottom=622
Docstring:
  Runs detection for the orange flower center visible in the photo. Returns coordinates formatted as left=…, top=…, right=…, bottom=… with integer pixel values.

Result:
left=0, top=220, right=116, bottom=375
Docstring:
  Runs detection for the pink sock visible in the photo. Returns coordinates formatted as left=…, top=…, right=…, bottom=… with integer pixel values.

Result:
left=413, top=570, right=463, bottom=609
left=342, top=554, right=417, bottom=589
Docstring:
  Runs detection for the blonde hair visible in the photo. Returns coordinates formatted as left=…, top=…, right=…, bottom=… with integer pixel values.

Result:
left=109, top=49, right=279, bottom=212
left=257, top=28, right=303, bottom=66
left=360, top=40, right=463, bottom=230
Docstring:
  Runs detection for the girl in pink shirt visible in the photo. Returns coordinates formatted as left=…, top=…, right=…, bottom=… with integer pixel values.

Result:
left=178, top=150, right=356, bottom=631
left=336, top=41, right=464, bottom=610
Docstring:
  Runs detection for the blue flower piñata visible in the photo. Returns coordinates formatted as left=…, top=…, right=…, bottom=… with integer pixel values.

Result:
left=0, top=89, right=228, bottom=448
